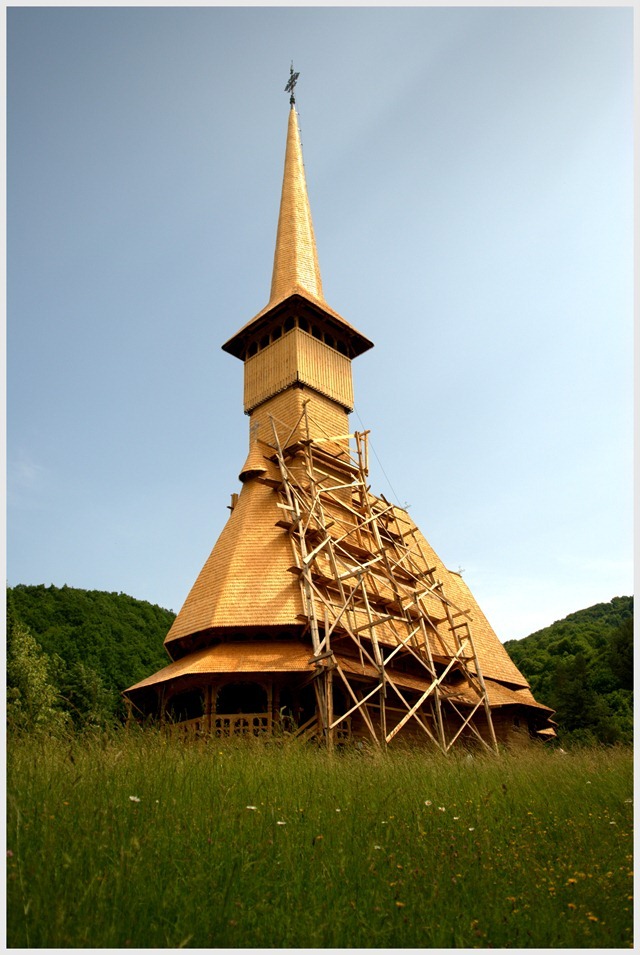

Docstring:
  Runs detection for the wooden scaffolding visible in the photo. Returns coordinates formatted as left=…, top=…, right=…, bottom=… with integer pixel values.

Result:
left=266, top=405, right=499, bottom=754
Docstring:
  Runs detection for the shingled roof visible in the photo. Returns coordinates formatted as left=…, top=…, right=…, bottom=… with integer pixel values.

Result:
left=163, top=444, right=303, bottom=653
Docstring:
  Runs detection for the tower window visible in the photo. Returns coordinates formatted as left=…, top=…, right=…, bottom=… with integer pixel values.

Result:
left=298, top=317, right=309, bottom=333
left=324, top=333, right=335, bottom=349
left=284, top=316, right=295, bottom=332
left=260, top=335, right=270, bottom=351
left=312, top=325, right=322, bottom=340
left=337, top=340, right=348, bottom=356
left=272, top=325, right=282, bottom=340
left=247, top=341, right=258, bottom=358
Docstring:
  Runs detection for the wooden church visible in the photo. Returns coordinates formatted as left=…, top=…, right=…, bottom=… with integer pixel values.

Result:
left=124, top=81, right=556, bottom=752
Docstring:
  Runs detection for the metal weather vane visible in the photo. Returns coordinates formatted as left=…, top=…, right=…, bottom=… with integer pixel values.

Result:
left=285, top=62, right=300, bottom=106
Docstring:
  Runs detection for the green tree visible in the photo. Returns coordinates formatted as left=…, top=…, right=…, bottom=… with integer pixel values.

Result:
left=56, top=659, right=117, bottom=729
left=548, top=653, right=595, bottom=733
left=608, top=617, right=633, bottom=691
left=6, top=621, right=67, bottom=733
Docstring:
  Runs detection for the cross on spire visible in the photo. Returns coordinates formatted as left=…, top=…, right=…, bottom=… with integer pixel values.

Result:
left=284, top=62, right=300, bottom=106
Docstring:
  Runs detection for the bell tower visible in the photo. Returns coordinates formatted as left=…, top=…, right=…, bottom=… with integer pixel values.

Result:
left=221, top=103, right=372, bottom=453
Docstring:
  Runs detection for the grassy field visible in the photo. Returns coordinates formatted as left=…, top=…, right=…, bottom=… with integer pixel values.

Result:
left=6, top=731, right=633, bottom=948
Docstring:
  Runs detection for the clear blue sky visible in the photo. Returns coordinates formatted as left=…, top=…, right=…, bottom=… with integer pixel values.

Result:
left=7, top=5, right=634, bottom=641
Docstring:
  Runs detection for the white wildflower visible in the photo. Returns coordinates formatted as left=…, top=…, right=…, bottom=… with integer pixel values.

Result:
left=129, top=796, right=141, bottom=803
left=424, top=800, right=432, bottom=806
left=246, top=806, right=257, bottom=811
left=276, top=820, right=286, bottom=826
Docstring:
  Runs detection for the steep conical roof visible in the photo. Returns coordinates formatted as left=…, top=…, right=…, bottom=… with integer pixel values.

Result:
left=222, top=107, right=372, bottom=360
left=269, top=105, right=324, bottom=305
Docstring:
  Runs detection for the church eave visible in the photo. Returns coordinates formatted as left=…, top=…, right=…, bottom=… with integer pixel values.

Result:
left=244, top=375, right=354, bottom=416
left=222, top=292, right=374, bottom=361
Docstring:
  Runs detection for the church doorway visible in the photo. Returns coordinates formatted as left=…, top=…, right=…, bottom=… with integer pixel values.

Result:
left=216, top=681, right=268, bottom=715
left=166, top=688, right=204, bottom=724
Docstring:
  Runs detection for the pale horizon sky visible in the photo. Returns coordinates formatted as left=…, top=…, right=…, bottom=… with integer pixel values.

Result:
left=7, top=5, right=634, bottom=642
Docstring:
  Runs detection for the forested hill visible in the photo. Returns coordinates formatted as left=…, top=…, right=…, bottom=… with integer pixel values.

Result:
left=7, top=584, right=174, bottom=728
left=504, top=596, right=633, bottom=745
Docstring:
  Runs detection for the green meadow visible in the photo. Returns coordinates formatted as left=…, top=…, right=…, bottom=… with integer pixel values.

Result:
left=6, top=732, right=633, bottom=948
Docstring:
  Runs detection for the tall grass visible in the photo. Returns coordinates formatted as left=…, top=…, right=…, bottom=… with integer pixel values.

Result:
left=6, top=730, right=633, bottom=948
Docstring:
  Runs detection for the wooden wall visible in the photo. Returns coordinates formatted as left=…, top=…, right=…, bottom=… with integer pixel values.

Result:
left=244, top=328, right=354, bottom=414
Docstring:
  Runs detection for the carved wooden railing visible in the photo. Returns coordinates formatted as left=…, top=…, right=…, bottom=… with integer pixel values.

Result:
left=167, top=713, right=352, bottom=742
left=213, top=713, right=272, bottom=737
left=166, top=716, right=209, bottom=738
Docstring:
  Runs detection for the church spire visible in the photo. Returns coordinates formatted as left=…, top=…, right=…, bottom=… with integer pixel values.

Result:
left=222, top=71, right=372, bottom=362
left=268, top=94, right=324, bottom=307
